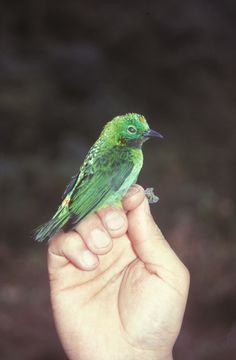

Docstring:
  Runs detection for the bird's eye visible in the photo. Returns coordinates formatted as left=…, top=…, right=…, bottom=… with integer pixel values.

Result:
left=127, top=126, right=137, bottom=133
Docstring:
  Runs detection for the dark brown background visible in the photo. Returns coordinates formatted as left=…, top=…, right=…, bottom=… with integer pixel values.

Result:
left=0, top=1, right=236, bottom=359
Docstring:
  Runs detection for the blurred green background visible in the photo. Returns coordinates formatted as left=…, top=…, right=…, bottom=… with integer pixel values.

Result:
left=0, top=1, right=236, bottom=359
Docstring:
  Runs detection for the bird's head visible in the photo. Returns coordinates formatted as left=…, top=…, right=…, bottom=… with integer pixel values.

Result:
left=101, top=113, right=163, bottom=148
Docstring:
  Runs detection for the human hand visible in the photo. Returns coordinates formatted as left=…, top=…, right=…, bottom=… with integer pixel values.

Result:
left=48, top=185, right=190, bottom=360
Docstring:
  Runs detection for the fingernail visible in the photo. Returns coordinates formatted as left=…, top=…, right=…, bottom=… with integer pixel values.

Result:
left=82, top=250, right=98, bottom=266
left=124, top=185, right=140, bottom=198
left=104, top=212, right=125, bottom=231
left=89, top=228, right=111, bottom=249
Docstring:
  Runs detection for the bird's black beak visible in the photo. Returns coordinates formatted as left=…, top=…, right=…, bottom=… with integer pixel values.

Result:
left=143, top=129, right=164, bottom=139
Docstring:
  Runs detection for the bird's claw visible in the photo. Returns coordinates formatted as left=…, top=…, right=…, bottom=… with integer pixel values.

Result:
left=144, top=187, right=159, bottom=204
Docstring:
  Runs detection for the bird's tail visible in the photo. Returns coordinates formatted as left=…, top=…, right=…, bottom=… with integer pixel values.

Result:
left=34, top=207, right=70, bottom=242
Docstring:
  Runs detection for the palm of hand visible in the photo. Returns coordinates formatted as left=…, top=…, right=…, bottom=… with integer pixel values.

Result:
left=48, top=189, right=189, bottom=360
left=49, top=233, right=183, bottom=360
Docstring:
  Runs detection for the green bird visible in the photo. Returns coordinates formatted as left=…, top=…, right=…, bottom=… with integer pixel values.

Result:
left=35, top=113, right=163, bottom=242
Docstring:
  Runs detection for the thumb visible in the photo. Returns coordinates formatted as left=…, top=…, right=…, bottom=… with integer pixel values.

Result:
left=127, top=197, right=189, bottom=286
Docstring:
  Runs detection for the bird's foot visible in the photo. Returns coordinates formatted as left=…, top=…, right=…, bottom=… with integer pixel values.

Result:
left=144, top=187, right=159, bottom=204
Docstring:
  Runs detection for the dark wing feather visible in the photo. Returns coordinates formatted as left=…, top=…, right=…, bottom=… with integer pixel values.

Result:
left=64, top=153, right=134, bottom=230
left=62, top=173, right=79, bottom=200
left=62, top=137, right=102, bottom=200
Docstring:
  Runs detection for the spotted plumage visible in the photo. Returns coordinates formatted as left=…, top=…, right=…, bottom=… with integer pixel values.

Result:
left=35, top=113, right=163, bottom=242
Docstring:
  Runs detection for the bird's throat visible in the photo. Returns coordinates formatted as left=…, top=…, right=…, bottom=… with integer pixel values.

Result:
left=126, top=136, right=148, bottom=148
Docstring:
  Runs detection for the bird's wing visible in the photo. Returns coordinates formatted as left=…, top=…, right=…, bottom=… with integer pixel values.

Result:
left=61, top=141, right=99, bottom=200
left=62, top=173, right=79, bottom=200
left=64, top=152, right=134, bottom=230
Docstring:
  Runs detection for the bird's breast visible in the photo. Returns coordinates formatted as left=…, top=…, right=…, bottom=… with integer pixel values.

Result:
left=104, top=146, right=143, bottom=203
